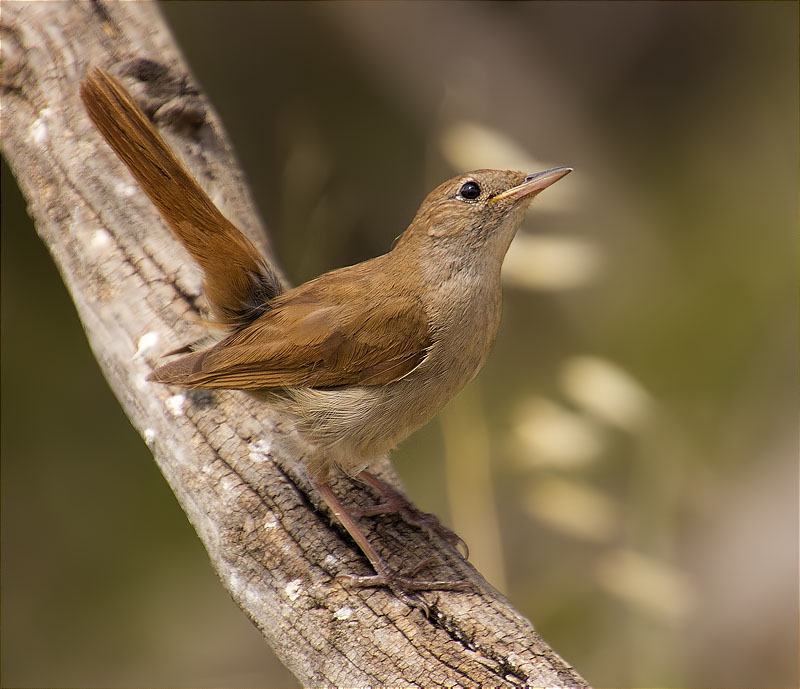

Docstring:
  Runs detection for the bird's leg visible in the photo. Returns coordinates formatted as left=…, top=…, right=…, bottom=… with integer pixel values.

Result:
left=351, top=470, right=469, bottom=558
left=312, top=478, right=474, bottom=613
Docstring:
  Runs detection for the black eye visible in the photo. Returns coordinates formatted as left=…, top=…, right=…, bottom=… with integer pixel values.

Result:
left=458, top=181, right=481, bottom=200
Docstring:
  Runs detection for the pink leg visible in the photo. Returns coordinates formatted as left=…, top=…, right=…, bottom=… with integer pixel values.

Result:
left=353, top=470, right=470, bottom=559
left=312, top=478, right=474, bottom=613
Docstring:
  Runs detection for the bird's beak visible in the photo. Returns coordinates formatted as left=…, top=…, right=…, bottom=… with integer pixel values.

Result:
left=491, top=166, right=573, bottom=203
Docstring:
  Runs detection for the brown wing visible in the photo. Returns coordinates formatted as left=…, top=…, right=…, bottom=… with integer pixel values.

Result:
left=149, top=284, right=431, bottom=390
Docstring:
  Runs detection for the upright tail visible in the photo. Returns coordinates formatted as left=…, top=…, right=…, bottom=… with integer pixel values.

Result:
left=80, top=67, right=281, bottom=327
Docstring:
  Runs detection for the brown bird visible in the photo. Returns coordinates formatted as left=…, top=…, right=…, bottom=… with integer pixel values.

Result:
left=81, top=67, right=571, bottom=607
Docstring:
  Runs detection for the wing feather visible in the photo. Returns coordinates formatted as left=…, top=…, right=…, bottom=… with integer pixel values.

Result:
left=150, top=282, right=430, bottom=390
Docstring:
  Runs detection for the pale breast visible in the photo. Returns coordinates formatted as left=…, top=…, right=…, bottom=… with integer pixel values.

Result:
left=279, top=272, right=504, bottom=478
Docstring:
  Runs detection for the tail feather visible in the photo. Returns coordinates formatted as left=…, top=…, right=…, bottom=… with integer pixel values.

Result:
left=80, top=67, right=281, bottom=327
left=147, top=350, right=209, bottom=386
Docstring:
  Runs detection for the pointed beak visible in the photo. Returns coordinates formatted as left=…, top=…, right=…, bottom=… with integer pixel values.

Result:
left=491, top=166, right=573, bottom=203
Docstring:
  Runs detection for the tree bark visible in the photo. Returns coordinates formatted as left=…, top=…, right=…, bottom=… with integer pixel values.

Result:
left=1, top=2, right=588, bottom=687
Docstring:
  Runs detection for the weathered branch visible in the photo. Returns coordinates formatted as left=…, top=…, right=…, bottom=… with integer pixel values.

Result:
left=1, top=2, right=588, bottom=686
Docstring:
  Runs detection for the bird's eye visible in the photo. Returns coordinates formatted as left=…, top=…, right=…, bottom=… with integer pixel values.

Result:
left=457, top=181, right=481, bottom=201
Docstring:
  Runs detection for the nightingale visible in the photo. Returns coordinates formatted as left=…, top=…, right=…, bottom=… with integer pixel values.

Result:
left=80, top=67, right=571, bottom=607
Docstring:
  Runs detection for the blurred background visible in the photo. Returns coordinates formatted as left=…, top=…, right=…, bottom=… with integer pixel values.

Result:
left=2, top=2, right=797, bottom=687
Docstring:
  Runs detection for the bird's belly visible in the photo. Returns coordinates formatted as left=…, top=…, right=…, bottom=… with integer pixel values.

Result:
left=280, top=295, right=501, bottom=478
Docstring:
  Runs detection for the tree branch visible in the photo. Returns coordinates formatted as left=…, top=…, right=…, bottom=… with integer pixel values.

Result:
left=1, top=2, right=588, bottom=686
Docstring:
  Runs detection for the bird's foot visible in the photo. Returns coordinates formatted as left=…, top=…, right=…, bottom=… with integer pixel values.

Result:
left=336, top=558, right=476, bottom=615
left=355, top=471, right=469, bottom=558
left=313, top=477, right=474, bottom=615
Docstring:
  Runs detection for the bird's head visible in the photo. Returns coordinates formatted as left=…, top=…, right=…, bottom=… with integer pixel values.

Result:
left=399, top=167, right=572, bottom=271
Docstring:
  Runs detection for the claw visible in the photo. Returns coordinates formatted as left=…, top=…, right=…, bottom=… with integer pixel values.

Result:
left=336, top=569, right=476, bottom=616
left=313, top=477, right=475, bottom=612
left=356, top=471, right=470, bottom=558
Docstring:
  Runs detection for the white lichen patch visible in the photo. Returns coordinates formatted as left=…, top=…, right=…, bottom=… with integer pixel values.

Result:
left=242, top=582, right=265, bottom=609
left=134, top=331, right=160, bottom=359
left=29, top=108, right=52, bottom=145
left=91, top=228, right=112, bottom=249
left=210, top=188, right=227, bottom=211
left=115, top=181, right=137, bottom=198
left=165, top=394, right=186, bottom=416
left=263, top=515, right=279, bottom=530
left=323, top=554, right=339, bottom=568
left=285, top=579, right=303, bottom=601
left=248, top=438, right=272, bottom=463
left=143, top=428, right=156, bottom=446
left=333, top=606, right=353, bottom=621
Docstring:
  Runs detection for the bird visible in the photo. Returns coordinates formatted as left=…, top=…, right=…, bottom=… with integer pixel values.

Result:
left=81, top=66, right=571, bottom=608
